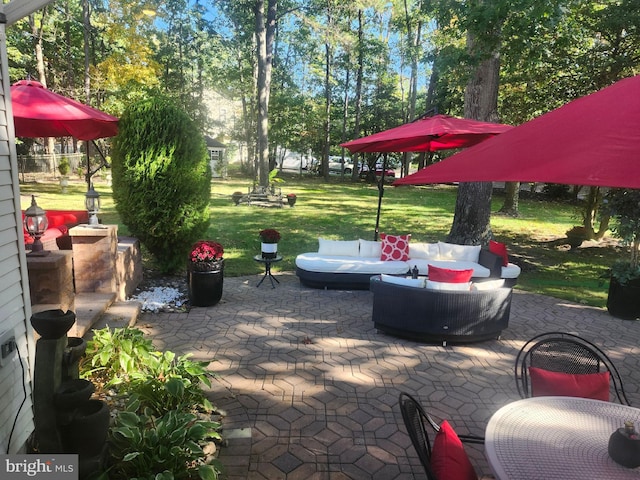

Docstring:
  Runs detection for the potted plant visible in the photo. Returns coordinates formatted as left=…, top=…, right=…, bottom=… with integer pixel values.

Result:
left=259, top=228, right=280, bottom=258
left=286, top=193, right=297, bottom=207
left=58, top=157, right=70, bottom=192
left=604, top=189, right=640, bottom=320
left=187, top=240, right=224, bottom=307
left=231, top=191, right=243, bottom=206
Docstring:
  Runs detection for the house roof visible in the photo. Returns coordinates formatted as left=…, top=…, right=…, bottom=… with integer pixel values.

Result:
left=205, top=135, right=226, bottom=148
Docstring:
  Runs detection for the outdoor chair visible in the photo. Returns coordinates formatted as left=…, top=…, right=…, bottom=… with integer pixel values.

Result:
left=514, top=331, right=631, bottom=405
left=398, top=392, right=485, bottom=480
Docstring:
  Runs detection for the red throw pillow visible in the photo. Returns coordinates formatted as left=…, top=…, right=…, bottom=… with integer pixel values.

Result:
left=489, top=240, right=509, bottom=267
left=380, top=233, right=411, bottom=261
left=529, top=367, right=610, bottom=401
left=428, top=264, right=474, bottom=283
left=431, top=420, right=478, bottom=480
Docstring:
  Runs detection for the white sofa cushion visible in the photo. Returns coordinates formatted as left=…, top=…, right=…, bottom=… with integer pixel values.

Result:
left=409, top=242, right=439, bottom=260
left=380, top=274, right=425, bottom=288
left=295, top=253, right=409, bottom=274
left=318, top=238, right=360, bottom=257
left=426, top=280, right=471, bottom=291
left=471, top=279, right=506, bottom=291
left=359, top=239, right=382, bottom=258
left=437, top=242, right=481, bottom=262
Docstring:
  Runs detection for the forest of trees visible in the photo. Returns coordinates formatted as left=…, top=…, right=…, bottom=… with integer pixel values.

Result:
left=7, top=0, right=640, bottom=239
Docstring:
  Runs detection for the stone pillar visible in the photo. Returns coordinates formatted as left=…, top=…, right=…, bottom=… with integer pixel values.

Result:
left=26, top=251, right=74, bottom=311
left=69, top=225, right=118, bottom=294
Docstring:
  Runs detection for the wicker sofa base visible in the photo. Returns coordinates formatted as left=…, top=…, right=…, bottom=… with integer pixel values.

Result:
left=296, top=267, right=380, bottom=290
left=370, top=277, right=512, bottom=345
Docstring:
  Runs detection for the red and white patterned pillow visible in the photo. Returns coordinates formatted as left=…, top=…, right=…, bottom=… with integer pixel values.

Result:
left=380, top=233, right=411, bottom=261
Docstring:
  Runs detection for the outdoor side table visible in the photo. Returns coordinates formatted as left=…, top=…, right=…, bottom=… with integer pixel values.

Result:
left=253, top=255, right=282, bottom=288
left=485, top=396, right=640, bottom=479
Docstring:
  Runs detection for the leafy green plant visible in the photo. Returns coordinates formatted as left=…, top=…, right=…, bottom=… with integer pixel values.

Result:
left=604, top=189, right=640, bottom=284
left=127, top=352, right=214, bottom=415
left=81, top=327, right=154, bottom=387
left=58, top=157, right=70, bottom=176
left=109, top=409, right=222, bottom=480
left=111, top=96, right=211, bottom=273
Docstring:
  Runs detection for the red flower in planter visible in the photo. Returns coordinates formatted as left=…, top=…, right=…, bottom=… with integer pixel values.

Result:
left=189, top=240, right=224, bottom=266
left=259, top=228, right=281, bottom=243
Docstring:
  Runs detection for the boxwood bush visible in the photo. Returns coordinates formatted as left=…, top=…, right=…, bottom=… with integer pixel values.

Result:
left=111, top=96, right=211, bottom=273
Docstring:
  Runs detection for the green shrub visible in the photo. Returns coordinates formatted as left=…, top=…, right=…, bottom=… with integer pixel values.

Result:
left=109, top=409, right=222, bottom=480
left=111, top=96, right=211, bottom=273
left=81, top=327, right=155, bottom=387
left=58, top=157, right=70, bottom=176
left=82, top=327, right=223, bottom=479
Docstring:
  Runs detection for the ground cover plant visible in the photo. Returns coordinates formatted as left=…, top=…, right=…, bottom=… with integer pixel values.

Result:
left=80, top=326, right=223, bottom=480
left=19, top=173, right=622, bottom=307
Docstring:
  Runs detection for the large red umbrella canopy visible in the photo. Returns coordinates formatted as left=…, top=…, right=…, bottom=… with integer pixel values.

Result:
left=11, top=79, right=118, bottom=140
left=340, top=114, right=512, bottom=154
left=394, top=75, right=640, bottom=188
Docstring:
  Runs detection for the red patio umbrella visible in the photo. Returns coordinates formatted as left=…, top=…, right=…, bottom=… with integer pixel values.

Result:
left=394, top=75, right=640, bottom=188
left=11, top=79, right=118, bottom=140
left=341, top=114, right=512, bottom=240
left=340, top=114, right=512, bottom=154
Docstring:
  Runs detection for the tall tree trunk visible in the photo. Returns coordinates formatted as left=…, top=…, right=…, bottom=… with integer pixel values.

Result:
left=499, top=182, right=520, bottom=216
left=83, top=0, right=92, bottom=187
left=402, top=0, right=421, bottom=178
left=30, top=10, right=56, bottom=173
left=254, top=0, right=277, bottom=186
left=322, top=23, right=332, bottom=181
left=351, top=9, right=364, bottom=182
left=448, top=31, right=500, bottom=245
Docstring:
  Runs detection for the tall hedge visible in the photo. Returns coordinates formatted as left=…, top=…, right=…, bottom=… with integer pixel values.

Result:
left=111, top=97, right=211, bottom=273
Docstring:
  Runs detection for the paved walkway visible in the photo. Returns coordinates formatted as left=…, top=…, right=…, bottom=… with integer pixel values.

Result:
left=136, top=273, right=640, bottom=480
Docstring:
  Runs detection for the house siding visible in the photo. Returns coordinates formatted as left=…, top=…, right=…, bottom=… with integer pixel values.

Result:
left=0, top=19, right=35, bottom=453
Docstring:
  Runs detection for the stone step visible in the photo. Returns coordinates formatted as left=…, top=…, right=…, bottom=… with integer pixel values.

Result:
left=88, top=300, right=142, bottom=335
left=69, top=292, right=116, bottom=338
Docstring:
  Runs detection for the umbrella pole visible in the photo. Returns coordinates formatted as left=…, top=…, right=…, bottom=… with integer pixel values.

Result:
left=374, top=153, right=387, bottom=241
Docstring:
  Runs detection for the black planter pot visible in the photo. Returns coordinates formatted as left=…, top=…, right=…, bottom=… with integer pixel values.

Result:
left=188, top=265, right=224, bottom=307
left=607, top=276, right=640, bottom=320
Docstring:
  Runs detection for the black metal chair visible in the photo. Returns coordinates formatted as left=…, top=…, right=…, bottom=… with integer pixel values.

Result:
left=514, top=331, right=630, bottom=405
left=398, top=392, right=484, bottom=479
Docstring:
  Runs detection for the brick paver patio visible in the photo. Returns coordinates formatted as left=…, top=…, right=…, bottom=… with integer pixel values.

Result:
left=137, top=272, right=640, bottom=479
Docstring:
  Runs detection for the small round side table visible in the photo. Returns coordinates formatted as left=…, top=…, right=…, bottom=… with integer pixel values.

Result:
left=253, top=255, right=282, bottom=288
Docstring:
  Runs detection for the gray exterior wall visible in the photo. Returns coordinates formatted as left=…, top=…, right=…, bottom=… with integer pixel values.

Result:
left=0, top=17, right=37, bottom=453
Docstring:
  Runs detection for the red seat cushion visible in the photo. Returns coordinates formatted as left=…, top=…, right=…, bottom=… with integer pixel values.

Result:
left=431, top=420, right=478, bottom=480
left=380, top=233, right=411, bottom=261
left=529, top=367, right=610, bottom=401
left=489, top=240, right=509, bottom=267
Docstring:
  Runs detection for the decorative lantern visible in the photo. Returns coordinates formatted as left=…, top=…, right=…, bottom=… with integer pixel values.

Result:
left=23, top=195, right=48, bottom=255
left=85, top=183, right=100, bottom=225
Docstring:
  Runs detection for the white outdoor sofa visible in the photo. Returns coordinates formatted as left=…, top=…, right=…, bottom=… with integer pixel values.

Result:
left=295, top=239, right=521, bottom=290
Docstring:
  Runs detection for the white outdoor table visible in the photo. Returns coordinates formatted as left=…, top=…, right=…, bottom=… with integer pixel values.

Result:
left=485, top=396, right=640, bottom=479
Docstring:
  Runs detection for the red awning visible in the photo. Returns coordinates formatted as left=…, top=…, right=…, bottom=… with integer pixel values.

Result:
left=394, top=76, right=640, bottom=189
left=11, top=79, right=118, bottom=140
left=341, top=114, right=512, bottom=154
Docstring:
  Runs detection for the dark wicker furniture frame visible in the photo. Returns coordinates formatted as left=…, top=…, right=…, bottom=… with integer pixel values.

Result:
left=398, top=392, right=484, bottom=479
left=514, top=331, right=631, bottom=405
left=370, top=276, right=512, bottom=345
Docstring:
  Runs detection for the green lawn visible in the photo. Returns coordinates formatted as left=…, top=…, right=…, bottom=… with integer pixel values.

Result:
left=20, top=173, right=623, bottom=308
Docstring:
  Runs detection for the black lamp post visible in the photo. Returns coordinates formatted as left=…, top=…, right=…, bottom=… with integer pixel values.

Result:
left=23, top=195, right=49, bottom=255
left=85, top=183, right=100, bottom=225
